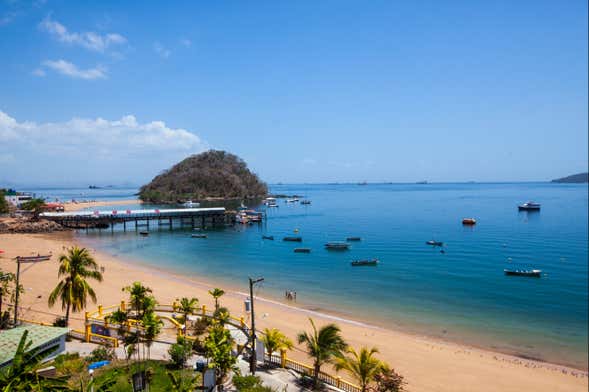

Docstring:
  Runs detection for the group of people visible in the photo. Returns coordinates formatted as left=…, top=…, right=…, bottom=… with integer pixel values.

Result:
left=285, top=290, right=297, bottom=301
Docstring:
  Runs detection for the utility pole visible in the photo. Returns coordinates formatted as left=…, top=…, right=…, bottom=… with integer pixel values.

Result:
left=249, top=276, right=264, bottom=374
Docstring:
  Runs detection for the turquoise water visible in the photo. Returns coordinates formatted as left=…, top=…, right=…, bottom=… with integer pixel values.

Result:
left=36, top=183, right=588, bottom=368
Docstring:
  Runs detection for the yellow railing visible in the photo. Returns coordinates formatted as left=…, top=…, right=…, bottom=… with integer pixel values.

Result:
left=18, top=318, right=53, bottom=327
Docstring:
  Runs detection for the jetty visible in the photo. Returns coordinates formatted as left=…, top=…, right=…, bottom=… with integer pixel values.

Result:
left=40, top=207, right=230, bottom=232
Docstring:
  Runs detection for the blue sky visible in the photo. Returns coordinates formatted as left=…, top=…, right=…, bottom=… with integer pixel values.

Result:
left=0, top=0, right=587, bottom=186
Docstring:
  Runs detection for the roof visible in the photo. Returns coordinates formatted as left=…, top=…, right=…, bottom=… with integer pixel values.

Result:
left=0, top=325, right=69, bottom=366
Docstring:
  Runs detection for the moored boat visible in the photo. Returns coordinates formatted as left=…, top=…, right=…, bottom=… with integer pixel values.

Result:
left=518, top=201, right=541, bottom=211
left=346, top=237, right=361, bottom=241
left=351, top=259, right=378, bottom=266
left=262, top=235, right=274, bottom=240
left=325, top=242, right=350, bottom=250
left=301, top=200, right=311, bottom=205
left=283, top=236, right=302, bottom=242
left=462, top=218, right=477, bottom=225
left=191, top=234, right=207, bottom=238
left=504, top=269, right=542, bottom=277
left=294, top=248, right=311, bottom=253
left=426, top=240, right=444, bottom=246
left=139, top=231, right=149, bottom=236
left=182, top=200, right=200, bottom=208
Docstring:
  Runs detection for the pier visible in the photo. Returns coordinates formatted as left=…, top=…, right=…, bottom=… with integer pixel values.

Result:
left=40, top=207, right=231, bottom=232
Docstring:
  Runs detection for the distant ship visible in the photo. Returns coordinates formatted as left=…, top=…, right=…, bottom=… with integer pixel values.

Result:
left=416, top=180, right=428, bottom=184
left=358, top=181, right=368, bottom=185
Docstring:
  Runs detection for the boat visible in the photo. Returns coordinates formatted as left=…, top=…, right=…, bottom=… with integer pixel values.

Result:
left=351, top=259, right=378, bottom=266
left=462, top=218, right=477, bottom=225
left=426, top=240, right=444, bottom=246
left=346, top=237, right=361, bottom=241
left=283, top=236, right=302, bottom=242
left=285, top=198, right=299, bottom=203
left=416, top=180, right=428, bottom=184
left=139, top=231, right=149, bottom=236
left=182, top=200, right=200, bottom=208
left=504, top=269, right=542, bottom=277
left=264, top=197, right=279, bottom=207
left=518, top=201, right=541, bottom=211
left=301, top=200, right=311, bottom=205
left=294, top=248, right=311, bottom=253
left=262, top=235, right=274, bottom=240
left=325, top=242, right=350, bottom=250
left=358, top=181, right=367, bottom=185
left=191, top=234, right=207, bottom=238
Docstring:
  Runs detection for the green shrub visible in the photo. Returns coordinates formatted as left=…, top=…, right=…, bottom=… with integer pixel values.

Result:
left=88, top=346, right=116, bottom=362
left=232, top=373, right=275, bottom=392
left=0, top=190, right=8, bottom=214
left=168, top=337, right=192, bottom=369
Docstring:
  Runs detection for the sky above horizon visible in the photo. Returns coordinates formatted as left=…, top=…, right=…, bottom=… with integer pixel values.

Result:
left=1, top=0, right=587, bottom=187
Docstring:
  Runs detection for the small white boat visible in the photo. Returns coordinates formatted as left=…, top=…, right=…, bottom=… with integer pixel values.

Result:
left=264, top=197, right=279, bottom=207
left=182, top=200, right=200, bottom=208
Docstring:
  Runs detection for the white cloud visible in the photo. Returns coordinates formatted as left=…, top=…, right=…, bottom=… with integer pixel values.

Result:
left=41, top=59, right=107, bottom=80
left=180, top=38, right=192, bottom=47
left=154, top=42, right=171, bottom=58
left=0, top=110, right=208, bottom=184
left=39, top=15, right=126, bottom=52
left=32, top=68, right=46, bottom=77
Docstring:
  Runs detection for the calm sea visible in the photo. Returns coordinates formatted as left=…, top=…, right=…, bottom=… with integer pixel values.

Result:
left=30, top=183, right=589, bottom=369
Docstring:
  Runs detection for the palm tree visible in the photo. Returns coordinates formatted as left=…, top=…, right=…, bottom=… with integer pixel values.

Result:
left=142, top=311, right=163, bottom=359
left=48, top=246, right=103, bottom=326
left=297, top=318, right=347, bottom=389
left=335, top=347, right=383, bottom=392
left=262, top=328, right=294, bottom=359
left=208, top=288, right=225, bottom=310
left=178, top=297, right=199, bottom=333
left=123, top=282, right=153, bottom=319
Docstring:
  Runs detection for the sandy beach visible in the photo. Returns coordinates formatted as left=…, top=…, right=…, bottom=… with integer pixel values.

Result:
left=62, top=199, right=141, bottom=212
left=0, top=227, right=587, bottom=392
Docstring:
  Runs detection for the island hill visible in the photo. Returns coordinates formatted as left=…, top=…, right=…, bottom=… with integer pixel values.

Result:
left=551, top=172, right=588, bottom=183
left=138, top=150, right=268, bottom=203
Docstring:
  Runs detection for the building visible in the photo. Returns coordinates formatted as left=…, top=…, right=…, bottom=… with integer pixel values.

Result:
left=3, top=190, right=34, bottom=208
left=0, top=325, right=69, bottom=369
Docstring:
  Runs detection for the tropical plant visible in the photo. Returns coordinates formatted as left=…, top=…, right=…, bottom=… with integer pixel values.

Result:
left=204, top=323, right=237, bottom=384
left=167, top=371, right=201, bottom=392
left=0, top=270, right=15, bottom=328
left=123, top=282, right=154, bottom=319
left=48, top=246, right=103, bottom=326
left=297, top=318, right=347, bottom=389
left=87, top=345, right=116, bottom=363
left=20, top=198, right=46, bottom=219
left=0, top=190, right=9, bottom=214
left=262, top=328, right=294, bottom=358
left=371, top=365, right=406, bottom=392
left=335, top=347, right=383, bottom=392
left=231, top=373, right=275, bottom=392
left=168, top=337, right=193, bottom=369
left=178, top=297, right=199, bottom=332
left=142, top=311, right=164, bottom=359
left=213, top=306, right=230, bottom=326
left=76, top=370, right=119, bottom=392
left=0, top=329, right=68, bottom=390
left=208, top=288, right=225, bottom=310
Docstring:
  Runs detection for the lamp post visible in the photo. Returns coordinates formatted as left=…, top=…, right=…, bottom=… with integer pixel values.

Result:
left=248, top=276, right=264, bottom=374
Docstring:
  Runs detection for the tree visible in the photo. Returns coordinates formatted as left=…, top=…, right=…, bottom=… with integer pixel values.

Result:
left=261, top=328, right=293, bottom=358
left=371, top=365, right=406, bottom=392
left=335, top=347, right=383, bottom=392
left=20, top=198, right=46, bottom=220
left=208, top=288, right=225, bottom=310
left=0, top=329, right=68, bottom=390
left=0, top=270, right=16, bottom=329
left=297, top=318, right=347, bottom=389
left=123, top=282, right=154, bottom=319
left=0, top=190, right=9, bottom=214
left=167, top=371, right=201, bottom=392
left=168, top=337, right=193, bottom=369
left=48, top=246, right=103, bottom=326
left=142, top=311, right=163, bottom=360
left=178, top=297, right=199, bottom=333
left=204, top=323, right=237, bottom=384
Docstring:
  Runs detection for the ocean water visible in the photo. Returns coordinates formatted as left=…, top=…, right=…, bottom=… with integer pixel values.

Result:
left=35, top=183, right=588, bottom=369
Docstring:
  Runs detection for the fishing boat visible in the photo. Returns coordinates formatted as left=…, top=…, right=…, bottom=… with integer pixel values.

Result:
left=264, top=197, right=278, bottom=207
left=351, top=259, right=378, bottom=266
left=283, top=236, right=302, bottom=242
left=139, top=231, right=149, bottom=236
left=191, top=234, right=207, bottom=238
left=426, top=240, right=444, bottom=246
left=294, top=248, right=311, bottom=253
left=462, top=218, right=477, bottom=225
left=504, top=269, right=542, bottom=277
left=301, top=200, right=311, bottom=205
left=285, top=198, right=299, bottom=203
left=325, top=242, right=350, bottom=250
left=346, top=237, right=361, bottom=241
left=518, top=201, right=541, bottom=211
left=262, top=235, right=274, bottom=240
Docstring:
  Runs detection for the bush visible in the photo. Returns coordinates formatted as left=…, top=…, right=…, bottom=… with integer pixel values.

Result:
left=168, top=337, right=192, bottom=369
left=0, top=190, right=8, bottom=214
left=232, top=373, right=275, bottom=392
left=53, top=352, right=86, bottom=377
left=53, top=316, right=67, bottom=327
left=88, top=346, right=116, bottom=362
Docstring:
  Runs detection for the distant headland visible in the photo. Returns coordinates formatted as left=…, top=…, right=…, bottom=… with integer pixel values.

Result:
left=138, top=150, right=268, bottom=203
left=551, top=172, right=588, bottom=183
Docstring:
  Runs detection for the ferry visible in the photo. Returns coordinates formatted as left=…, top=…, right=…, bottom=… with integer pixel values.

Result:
left=504, top=269, right=542, bottom=277
left=518, top=201, right=541, bottom=211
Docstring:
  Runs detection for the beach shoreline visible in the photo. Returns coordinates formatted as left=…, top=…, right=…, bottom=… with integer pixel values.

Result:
left=0, top=230, right=587, bottom=392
